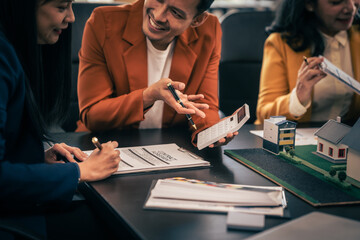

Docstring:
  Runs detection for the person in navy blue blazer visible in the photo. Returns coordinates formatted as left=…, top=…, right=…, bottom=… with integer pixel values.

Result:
left=0, top=0, right=121, bottom=238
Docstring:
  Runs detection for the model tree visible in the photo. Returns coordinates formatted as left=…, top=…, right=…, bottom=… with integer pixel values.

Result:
left=284, top=146, right=291, bottom=154
left=329, top=169, right=336, bottom=177
left=289, top=148, right=295, bottom=158
left=338, top=171, right=347, bottom=182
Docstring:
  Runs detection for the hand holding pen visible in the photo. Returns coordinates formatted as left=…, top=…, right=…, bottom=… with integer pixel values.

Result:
left=77, top=137, right=121, bottom=182
left=143, top=79, right=209, bottom=123
left=167, top=83, right=198, bottom=130
left=296, top=56, right=327, bottom=106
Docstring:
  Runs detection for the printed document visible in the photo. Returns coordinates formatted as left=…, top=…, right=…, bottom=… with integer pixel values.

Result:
left=83, top=143, right=209, bottom=174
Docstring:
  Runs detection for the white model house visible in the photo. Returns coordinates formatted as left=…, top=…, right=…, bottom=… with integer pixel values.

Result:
left=314, top=119, right=351, bottom=164
left=341, top=118, right=360, bottom=188
left=263, top=116, right=297, bottom=154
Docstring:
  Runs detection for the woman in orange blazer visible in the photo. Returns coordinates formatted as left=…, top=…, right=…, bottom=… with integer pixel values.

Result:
left=77, top=0, right=237, bottom=146
left=256, top=0, right=360, bottom=125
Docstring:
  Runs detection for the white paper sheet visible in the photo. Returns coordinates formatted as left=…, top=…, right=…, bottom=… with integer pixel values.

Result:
left=250, top=128, right=318, bottom=146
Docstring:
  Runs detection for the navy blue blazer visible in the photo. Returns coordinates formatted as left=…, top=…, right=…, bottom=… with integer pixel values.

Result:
left=0, top=30, right=80, bottom=236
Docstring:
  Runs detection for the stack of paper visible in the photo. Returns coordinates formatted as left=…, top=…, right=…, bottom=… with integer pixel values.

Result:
left=144, top=178, right=286, bottom=216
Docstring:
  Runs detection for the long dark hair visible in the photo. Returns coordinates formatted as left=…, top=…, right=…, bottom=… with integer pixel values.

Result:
left=0, top=0, right=72, bottom=139
left=267, top=0, right=360, bottom=56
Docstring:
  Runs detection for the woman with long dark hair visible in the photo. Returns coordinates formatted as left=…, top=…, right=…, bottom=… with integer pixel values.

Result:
left=256, top=0, right=360, bottom=125
left=0, top=0, right=121, bottom=238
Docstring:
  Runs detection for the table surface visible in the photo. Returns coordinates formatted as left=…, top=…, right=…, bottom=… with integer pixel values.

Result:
left=51, top=124, right=360, bottom=240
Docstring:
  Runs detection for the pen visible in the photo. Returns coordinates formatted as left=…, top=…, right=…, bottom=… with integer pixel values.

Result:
left=92, top=137, right=102, bottom=150
left=303, top=56, right=309, bottom=65
left=167, top=83, right=197, bottom=130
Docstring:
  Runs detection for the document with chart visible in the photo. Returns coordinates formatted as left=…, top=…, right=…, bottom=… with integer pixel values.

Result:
left=197, top=104, right=250, bottom=150
left=84, top=143, right=209, bottom=174
left=320, top=55, right=360, bottom=94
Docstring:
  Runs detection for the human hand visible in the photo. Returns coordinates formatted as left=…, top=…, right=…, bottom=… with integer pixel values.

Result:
left=44, top=143, right=88, bottom=164
left=296, top=57, right=327, bottom=106
left=77, top=141, right=121, bottom=182
left=208, top=131, right=238, bottom=148
left=143, top=78, right=209, bottom=118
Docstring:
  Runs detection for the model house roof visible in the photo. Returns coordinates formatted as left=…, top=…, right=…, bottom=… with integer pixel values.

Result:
left=275, top=120, right=297, bottom=129
left=341, top=118, right=360, bottom=152
left=266, top=116, right=286, bottom=124
left=265, top=117, right=296, bottom=129
left=314, top=119, right=351, bottom=145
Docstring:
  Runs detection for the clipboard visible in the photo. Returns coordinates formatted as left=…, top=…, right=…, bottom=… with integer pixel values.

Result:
left=83, top=143, right=210, bottom=175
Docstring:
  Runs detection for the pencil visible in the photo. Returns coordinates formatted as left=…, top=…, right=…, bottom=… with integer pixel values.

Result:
left=167, top=83, right=197, bottom=130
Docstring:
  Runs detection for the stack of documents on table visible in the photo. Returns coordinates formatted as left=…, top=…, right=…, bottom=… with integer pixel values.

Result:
left=144, top=178, right=287, bottom=216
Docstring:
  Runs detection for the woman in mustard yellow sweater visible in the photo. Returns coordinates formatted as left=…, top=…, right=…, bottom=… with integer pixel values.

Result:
left=256, top=0, right=360, bottom=125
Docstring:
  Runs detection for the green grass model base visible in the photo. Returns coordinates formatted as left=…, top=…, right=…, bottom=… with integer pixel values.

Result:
left=279, top=145, right=352, bottom=189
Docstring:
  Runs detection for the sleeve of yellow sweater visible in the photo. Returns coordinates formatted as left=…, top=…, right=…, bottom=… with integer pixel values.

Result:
left=255, top=33, right=306, bottom=124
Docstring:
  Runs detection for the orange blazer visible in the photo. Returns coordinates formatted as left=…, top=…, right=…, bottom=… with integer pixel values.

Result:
left=77, top=0, right=221, bottom=144
left=255, top=27, right=360, bottom=125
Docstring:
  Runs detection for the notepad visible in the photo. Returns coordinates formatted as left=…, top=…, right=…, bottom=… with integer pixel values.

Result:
left=83, top=143, right=210, bottom=175
left=320, top=55, right=360, bottom=94
left=197, top=104, right=250, bottom=150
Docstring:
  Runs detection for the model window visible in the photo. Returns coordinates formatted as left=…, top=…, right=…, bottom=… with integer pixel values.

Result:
left=319, top=143, right=323, bottom=152
left=329, top=147, right=333, bottom=157
left=338, top=149, right=345, bottom=158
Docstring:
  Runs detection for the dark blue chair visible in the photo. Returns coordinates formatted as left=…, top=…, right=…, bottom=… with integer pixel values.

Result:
left=219, top=10, right=274, bottom=123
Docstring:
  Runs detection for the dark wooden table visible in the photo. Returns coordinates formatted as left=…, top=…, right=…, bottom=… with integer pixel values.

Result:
left=51, top=124, right=360, bottom=239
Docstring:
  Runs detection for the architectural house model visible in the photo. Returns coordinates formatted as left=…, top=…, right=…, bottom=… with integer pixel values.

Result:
left=314, top=119, right=351, bottom=164
left=341, top=118, right=360, bottom=188
left=263, top=116, right=297, bottom=154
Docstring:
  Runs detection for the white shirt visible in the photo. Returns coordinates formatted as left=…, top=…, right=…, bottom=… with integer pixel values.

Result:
left=139, top=38, right=175, bottom=129
left=289, top=30, right=354, bottom=121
